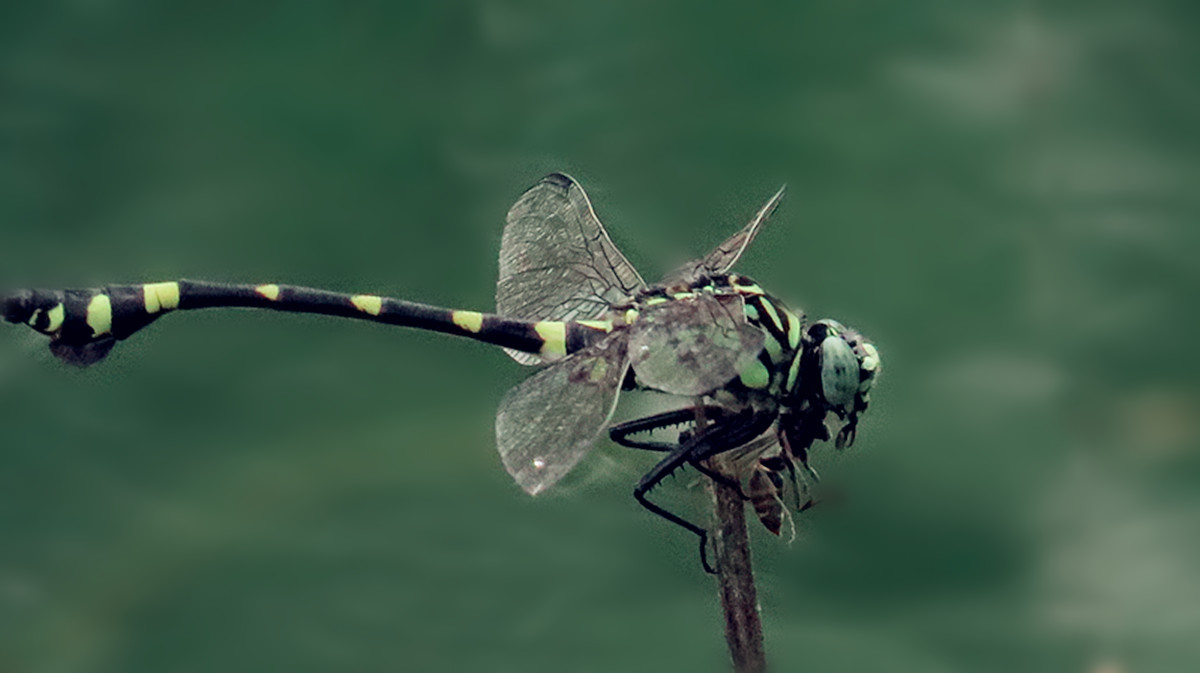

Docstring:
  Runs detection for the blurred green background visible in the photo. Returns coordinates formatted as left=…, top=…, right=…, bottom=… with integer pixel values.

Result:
left=1, top=2, right=1197, bottom=672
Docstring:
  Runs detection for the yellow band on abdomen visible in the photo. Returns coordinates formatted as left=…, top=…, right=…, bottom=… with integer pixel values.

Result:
left=87, top=294, right=113, bottom=336
left=452, top=310, right=484, bottom=333
left=351, top=295, right=383, bottom=316
left=534, top=321, right=567, bottom=359
left=143, top=282, right=181, bottom=314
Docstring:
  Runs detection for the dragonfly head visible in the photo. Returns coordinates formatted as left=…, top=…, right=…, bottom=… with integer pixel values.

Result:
left=811, top=319, right=879, bottom=412
left=785, top=319, right=880, bottom=450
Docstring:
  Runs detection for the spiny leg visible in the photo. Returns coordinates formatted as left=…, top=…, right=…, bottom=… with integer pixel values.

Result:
left=633, top=409, right=777, bottom=573
left=609, top=407, right=744, bottom=490
left=610, top=407, right=721, bottom=451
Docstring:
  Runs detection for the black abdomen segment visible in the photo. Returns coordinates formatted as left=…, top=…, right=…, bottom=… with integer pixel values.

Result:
left=3, top=280, right=610, bottom=366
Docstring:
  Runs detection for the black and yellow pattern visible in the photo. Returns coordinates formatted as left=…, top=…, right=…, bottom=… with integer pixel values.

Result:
left=1, top=173, right=880, bottom=573
left=3, top=273, right=798, bottom=378
left=3, top=280, right=614, bottom=367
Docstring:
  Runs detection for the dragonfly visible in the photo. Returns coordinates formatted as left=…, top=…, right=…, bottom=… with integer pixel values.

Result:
left=2, top=173, right=880, bottom=573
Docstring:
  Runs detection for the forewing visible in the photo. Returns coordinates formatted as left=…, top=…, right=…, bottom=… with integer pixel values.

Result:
left=627, top=293, right=765, bottom=396
left=495, top=333, right=629, bottom=495
left=497, top=173, right=646, bottom=364
left=669, top=185, right=786, bottom=282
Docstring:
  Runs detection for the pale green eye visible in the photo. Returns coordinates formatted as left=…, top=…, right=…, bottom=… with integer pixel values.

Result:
left=819, top=335, right=859, bottom=409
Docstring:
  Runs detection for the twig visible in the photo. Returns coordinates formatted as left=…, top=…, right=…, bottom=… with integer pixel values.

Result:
left=709, top=454, right=767, bottom=673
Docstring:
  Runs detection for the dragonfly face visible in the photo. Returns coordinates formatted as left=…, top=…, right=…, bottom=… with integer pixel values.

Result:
left=2, top=172, right=881, bottom=573
left=805, top=319, right=879, bottom=440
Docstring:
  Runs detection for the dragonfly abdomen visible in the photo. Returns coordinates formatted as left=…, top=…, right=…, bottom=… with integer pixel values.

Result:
left=3, top=280, right=613, bottom=366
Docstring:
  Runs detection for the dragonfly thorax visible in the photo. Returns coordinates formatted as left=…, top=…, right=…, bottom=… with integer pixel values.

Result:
left=619, top=274, right=881, bottom=440
left=603, top=273, right=806, bottom=400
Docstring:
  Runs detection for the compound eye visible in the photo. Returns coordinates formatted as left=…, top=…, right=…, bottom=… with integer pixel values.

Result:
left=819, top=335, right=859, bottom=410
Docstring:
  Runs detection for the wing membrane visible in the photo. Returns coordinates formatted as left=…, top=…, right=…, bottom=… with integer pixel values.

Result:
left=495, top=333, right=629, bottom=495
left=497, top=173, right=646, bottom=364
left=626, top=293, right=765, bottom=396
left=670, top=185, right=786, bottom=282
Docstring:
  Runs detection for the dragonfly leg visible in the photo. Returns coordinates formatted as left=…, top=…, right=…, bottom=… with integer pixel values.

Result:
left=609, top=406, right=730, bottom=451
left=634, top=482, right=719, bottom=574
left=633, top=409, right=777, bottom=573
left=610, top=407, right=745, bottom=492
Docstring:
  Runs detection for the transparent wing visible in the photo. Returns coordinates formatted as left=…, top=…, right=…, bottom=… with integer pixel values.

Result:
left=626, top=293, right=765, bottom=396
left=668, top=185, right=786, bottom=282
left=495, top=333, right=629, bottom=495
left=497, top=173, right=647, bottom=364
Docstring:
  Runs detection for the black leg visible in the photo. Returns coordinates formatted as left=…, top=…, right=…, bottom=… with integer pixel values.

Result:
left=688, top=460, right=744, bottom=493
left=610, top=406, right=746, bottom=491
left=633, top=409, right=778, bottom=573
left=635, top=485, right=718, bottom=574
left=609, top=406, right=730, bottom=452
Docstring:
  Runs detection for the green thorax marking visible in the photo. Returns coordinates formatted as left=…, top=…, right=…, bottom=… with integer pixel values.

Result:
left=608, top=273, right=804, bottom=395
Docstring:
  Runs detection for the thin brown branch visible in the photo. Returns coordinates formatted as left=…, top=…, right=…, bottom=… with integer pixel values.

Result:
left=709, top=454, right=767, bottom=673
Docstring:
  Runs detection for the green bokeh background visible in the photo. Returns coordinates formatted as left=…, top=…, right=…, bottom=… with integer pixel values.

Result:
left=2, top=3, right=1197, bottom=672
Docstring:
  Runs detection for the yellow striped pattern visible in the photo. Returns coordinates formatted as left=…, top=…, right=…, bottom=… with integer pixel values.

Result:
left=576, top=320, right=613, bottom=332
left=739, top=359, right=771, bottom=389
left=534, top=321, right=567, bottom=359
left=351, top=295, right=383, bottom=316
left=758, top=298, right=783, bottom=334
left=44, top=304, right=65, bottom=333
left=786, top=308, right=802, bottom=350
left=452, top=310, right=484, bottom=333
left=785, top=353, right=803, bottom=390
left=763, top=333, right=784, bottom=363
left=143, top=282, right=181, bottom=314
left=86, top=294, right=113, bottom=336
left=255, top=284, right=281, bottom=301
left=731, top=276, right=764, bottom=295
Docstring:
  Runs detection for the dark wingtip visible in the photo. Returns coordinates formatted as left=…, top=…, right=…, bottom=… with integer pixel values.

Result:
left=541, top=172, right=576, bottom=188
left=762, top=184, right=786, bottom=218
left=535, top=172, right=585, bottom=196
left=512, top=173, right=579, bottom=204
